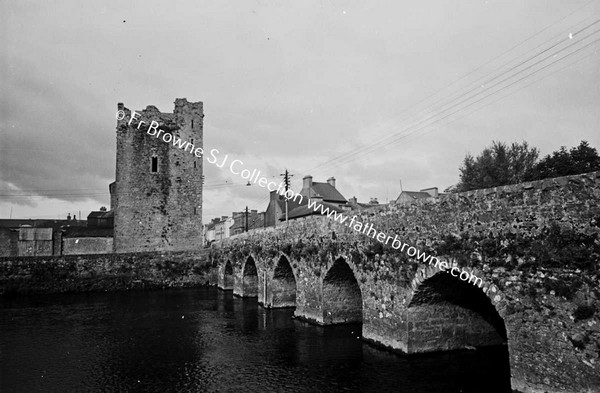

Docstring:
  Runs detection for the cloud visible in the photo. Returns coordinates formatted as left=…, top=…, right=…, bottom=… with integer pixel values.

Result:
left=1, top=0, right=599, bottom=222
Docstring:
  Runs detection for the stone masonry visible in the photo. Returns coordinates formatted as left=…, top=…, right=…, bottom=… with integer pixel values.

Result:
left=210, top=171, right=600, bottom=393
left=113, top=98, right=204, bottom=253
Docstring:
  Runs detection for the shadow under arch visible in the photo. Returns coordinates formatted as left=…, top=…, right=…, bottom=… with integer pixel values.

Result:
left=407, top=271, right=507, bottom=350
left=222, top=260, right=234, bottom=290
left=241, top=256, right=258, bottom=298
left=406, top=270, right=511, bottom=389
left=322, top=257, right=362, bottom=325
left=270, top=254, right=297, bottom=308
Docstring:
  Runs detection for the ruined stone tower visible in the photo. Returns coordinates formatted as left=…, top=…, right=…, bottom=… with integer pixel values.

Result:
left=112, top=98, right=203, bottom=253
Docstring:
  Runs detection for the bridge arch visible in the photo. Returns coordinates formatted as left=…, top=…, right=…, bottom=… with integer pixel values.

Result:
left=406, top=264, right=508, bottom=353
left=322, top=256, right=363, bottom=325
left=240, top=255, right=259, bottom=297
left=269, top=254, right=297, bottom=308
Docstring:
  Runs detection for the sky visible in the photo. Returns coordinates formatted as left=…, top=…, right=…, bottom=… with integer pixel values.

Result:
left=1, top=0, right=599, bottom=222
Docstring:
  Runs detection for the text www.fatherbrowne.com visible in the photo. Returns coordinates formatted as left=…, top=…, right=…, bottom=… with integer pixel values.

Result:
left=304, top=199, right=485, bottom=288
left=119, top=109, right=485, bottom=288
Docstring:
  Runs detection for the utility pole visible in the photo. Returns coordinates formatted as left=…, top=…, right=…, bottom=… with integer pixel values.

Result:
left=280, top=169, right=293, bottom=225
left=245, top=206, right=249, bottom=232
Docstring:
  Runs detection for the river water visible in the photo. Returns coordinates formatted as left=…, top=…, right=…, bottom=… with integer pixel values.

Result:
left=1, top=287, right=511, bottom=392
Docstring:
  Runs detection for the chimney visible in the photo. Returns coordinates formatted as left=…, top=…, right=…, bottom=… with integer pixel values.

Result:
left=420, top=187, right=439, bottom=198
left=221, top=216, right=228, bottom=221
left=251, top=209, right=257, bottom=214
left=303, top=175, right=313, bottom=189
left=67, top=213, right=71, bottom=221
left=349, top=196, right=358, bottom=205
left=369, top=197, right=379, bottom=205
left=327, top=177, right=336, bottom=188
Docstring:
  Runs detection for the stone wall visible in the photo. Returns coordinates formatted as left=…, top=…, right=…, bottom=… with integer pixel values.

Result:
left=210, top=171, right=600, bottom=393
left=0, top=249, right=211, bottom=295
left=114, top=98, right=204, bottom=253
left=62, top=237, right=113, bottom=255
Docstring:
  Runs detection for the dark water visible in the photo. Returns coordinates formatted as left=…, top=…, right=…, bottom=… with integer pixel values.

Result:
left=1, top=287, right=511, bottom=393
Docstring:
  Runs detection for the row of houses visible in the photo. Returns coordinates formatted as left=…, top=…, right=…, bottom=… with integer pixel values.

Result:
left=203, top=175, right=443, bottom=245
left=0, top=211, right=114, bottom=257
left=0, top=174, right=442, bottom=255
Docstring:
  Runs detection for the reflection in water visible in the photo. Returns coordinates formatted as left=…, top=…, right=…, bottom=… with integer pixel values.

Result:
left=1, top=287, right=511, bottom=393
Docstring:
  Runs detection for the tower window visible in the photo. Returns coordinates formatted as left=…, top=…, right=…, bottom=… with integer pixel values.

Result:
left=190, top=138, right=194, bottom=145
left=191, top=120, right=194, bottom=128
left=194, top=161, right=197, bottom=169
left=194, top=207, right=197, bottom=215
left=151, top=156, right=158, bottom=173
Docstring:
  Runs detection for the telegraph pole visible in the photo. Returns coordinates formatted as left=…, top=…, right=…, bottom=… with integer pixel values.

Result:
left=280, top=169, right=293, bottom=225
left=245, top=206, right=249, bottom=232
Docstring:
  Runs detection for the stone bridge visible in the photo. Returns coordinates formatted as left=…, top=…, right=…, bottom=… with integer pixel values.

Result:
left=210, top=171, right=600, bottom=393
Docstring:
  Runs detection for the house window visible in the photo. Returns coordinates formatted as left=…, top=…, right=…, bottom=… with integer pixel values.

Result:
left=151, top=156, right=158, bottom=173
left=194, top=161, right=197, bottom=169
left=194, top=207, right=197, bottom=215
left=191, top=120, right=194, bottom=128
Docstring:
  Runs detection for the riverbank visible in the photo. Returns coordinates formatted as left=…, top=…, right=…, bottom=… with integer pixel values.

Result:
left=0, top=250, right=216, bottom=296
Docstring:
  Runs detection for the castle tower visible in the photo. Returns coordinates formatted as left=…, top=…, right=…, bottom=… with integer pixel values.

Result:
left=113, top=98, right=203, bottom=252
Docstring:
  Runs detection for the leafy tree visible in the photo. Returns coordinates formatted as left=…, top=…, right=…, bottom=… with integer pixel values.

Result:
left=455, top=141, right=539, bottom=192
left=453, top=140, right=600, bottom=192
left=525, top=140, right=600, bottom=180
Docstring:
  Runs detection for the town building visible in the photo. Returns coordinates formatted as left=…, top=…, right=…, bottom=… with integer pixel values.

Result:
left=204, top=216, right=234, bottom=246
left=281, top=175, right=349, bottom=221
left=61, top=210, right=114, bottom=255
left=0, top=216, right=86, bottom=257
left=299, top=175, right=347, bottom=207
left=347, top=196, right=384, bottom=210
left=230, top=210, right=265, bottom=235
left=394, top=187, right=441, bottom=205
left=265, top=190, right=304, bottom=227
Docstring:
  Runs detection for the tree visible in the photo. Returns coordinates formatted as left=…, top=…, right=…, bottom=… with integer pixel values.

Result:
left=455, top=141, right=539, bottom=192
left=525, top=140, right=600, bottom=180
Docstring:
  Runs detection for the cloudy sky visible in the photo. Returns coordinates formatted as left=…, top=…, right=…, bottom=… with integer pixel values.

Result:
left=1, top=0, right=599, bottom=222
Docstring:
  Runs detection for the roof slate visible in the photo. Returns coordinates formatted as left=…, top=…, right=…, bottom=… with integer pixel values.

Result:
left=0, top=219, right=85, bottom=229
left=400, top=191, right=431, bottom=199
left=307, top=182, right=347, bottom=203
left=285, top=201, right=345, bottom=220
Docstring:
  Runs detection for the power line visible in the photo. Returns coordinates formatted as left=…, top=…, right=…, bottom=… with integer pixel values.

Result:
left=0, top=182, right=250, bottom=198
left=300, top=13, right=593, bottom=171
left=311, top=37, right=600, bottom=174
left=381, top=47, right=600, bottom=157
left=301, top=20, right=600, bottom=175
left=299, top=14, right=600, bottom=174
